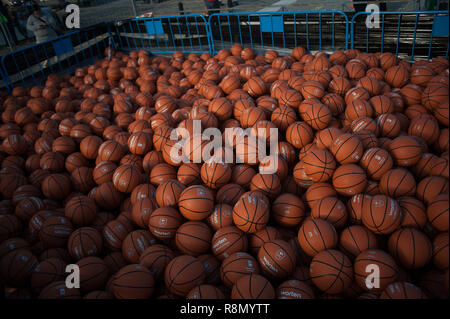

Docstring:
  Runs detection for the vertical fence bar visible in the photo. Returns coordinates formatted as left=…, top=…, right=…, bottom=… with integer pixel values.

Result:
left=381, top=13, right=385, bottom=52
left=411, top=14, right=419, bottom=61
left=237, top=15, right=243, bottom=46
left=184, top=17, right=194, bottom=51
left=282, top=13, right=286, bottom=49
left=332, top=12, right=335, bottom=51
left=395, top=14, right=402, bottom=56
left=319, top=12, right=322, bottom=51
left=306, top=13, right=309, bottom=51
left=248, top=15, right=253, bottom=49
left=293, top=13, right=297, bottom=48
left=227, top=15, right=233, bottom=44
left=427, top=13, right=435, bottom=60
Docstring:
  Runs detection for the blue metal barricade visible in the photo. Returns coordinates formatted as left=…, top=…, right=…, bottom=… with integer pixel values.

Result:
left=208, top=11, right=349, bottom=55
left=114, top=14, right=211, bottom=54
left=1, top=24, right=113, bottom=92
left=351, top=10, right=449, bottom=61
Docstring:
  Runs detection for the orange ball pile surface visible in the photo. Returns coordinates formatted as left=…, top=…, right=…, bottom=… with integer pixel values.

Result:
left=0, top=44, right=448, bottom=299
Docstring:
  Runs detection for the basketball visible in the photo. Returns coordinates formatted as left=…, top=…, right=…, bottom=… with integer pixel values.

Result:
left=311, top=196, right=348, bottom=229
left=233, top=192, right=270, bottom=233
left=258, top=240, right=296, bottom=279
left=211, top=226, right=248, bottom=260
left=332, top=164, right=367, bottom=196
left=200, top=159, right=232, bottom=189
left=67, top=227, right=103, bottom=260
left=310, top=249, right=353, bottom=294
left=339, top=225, right=378, bottom=258
left=139, top=244, right=174, bottom=281
left=297, top=218, right=338, bottom=256
left=378, top=168, right=416, bottom=197
left=272, top=193, right=305, bottom=227
left=178, top=185, right=214, bottom=220
left=302, top=149, right=336, bottom=182
left=231, top=274, right=275, bottom=299
left=220, top=252, right=260, bottom=288
left=426, top=193, right=449, bottom=231
left=175, top=221, right=212, bottom=256
left=113, top=264, right=154, bottom=299
left=164, top=255, right=206, bottom=296
left=361, top=195, right=402, bottom=235
left=360, top=147, right=393, bottom=180
left=122, top=230, right=155, bottom=263
left=155, top=179, right=185, bottom=207
left=388, top=228, right=432, bottom=269
left=148, top=207, right=183, bottom=239
left=331, top=133, right=363, bottom=164
left=354, top=249, right=399, bottom=292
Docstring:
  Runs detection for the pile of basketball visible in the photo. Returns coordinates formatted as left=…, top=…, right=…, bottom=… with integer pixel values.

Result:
left=0, top=43, right=448, bottom=299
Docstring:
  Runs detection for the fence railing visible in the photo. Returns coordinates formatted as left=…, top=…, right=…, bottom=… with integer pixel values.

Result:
left=1, top=24, right=112, bottom=91
left=112, top=14, right=211, bottom=54
left=351, top=10, right=449, bottom=61
left=208, top=11, right=349, bottom=55
left=1, top=10, right=449, bottom=92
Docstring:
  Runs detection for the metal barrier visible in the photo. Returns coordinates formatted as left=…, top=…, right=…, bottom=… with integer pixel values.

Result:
left=1, top=24, right=113, bottom=92
left=2, top=10, right=450, bottom=92
left=351, top=10, right=449, bottom=61
left=208, top=11, right=349, bottom=55
left=113, top=14, right=211, bottom=54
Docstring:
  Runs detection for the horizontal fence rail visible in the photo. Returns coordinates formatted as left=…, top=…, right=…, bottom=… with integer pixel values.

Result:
left=351, top=10, right=449, bottom=61
left=208, top=11, right=349, bottom=55
left=113, top=14, right=211, bottom=54
left=1, top=10, right=449, bottom=92
left=1, top=24, right=113, bottom=92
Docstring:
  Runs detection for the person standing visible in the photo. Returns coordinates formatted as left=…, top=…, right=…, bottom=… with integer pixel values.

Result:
left=26, top=3, right=58, bottom=43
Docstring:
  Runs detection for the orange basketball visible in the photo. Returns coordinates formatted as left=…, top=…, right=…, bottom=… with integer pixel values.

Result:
left=339, top=225, right=378, bottom=258
left=258, top=240, right=296, bottom=279
left=220, top=252, right=260, bottom=288
left=361, top=194, right=402, bottom=234
left=304, top=182, right=337, bottom=209
left=360, top=147, right=393, bottom=180
left=331, top=162, right=368, bottom=197
left=426, top=193, right=449, bottom=231
left=328, top=77, right=352, bottom=96
left=416, top=176, right=449, bottom=205
left=249, top=173, right=282, bottom=199
left=384, top=65, right=409, bottom=88
left=302, top=149, right=336, bottom=182
left=233, top=192, right=270, bottom=233
left=178, top=185, right=214, bottom=220
left=297, top=219, right=338, bottom=256
left=155, top=179, right=185, bottom=207
left=286, top=121, right=314, bottom=149
left=388, top=136, right=422, bottom=167
left=388, top=228, right=432, bottom=269
left=331, top=133, right=363, bottom=164
left=310, top=249, right=353, bottom=294
left=200, top=159, right=232, bottom=189
left=175, top=221, right=212, bottom=256
left=164, top=255, right=205, bottom=296
left=211, top=226, right=248, bottom=260
left=230, top=274, right=275, bottom=299
left=272, top=193, right=305, bottom=227
left=345, top=99, right=374, bottom=121
left=311, top=196, right=348, bottom=229
left=408, top=115, right=440, bottom=145
left=148, top=207, right=182, bottom=240
left=354, top=249, right=399, bottom=292
left=378, top=168, right=416, bottom=198
left=301, top=81, right=325, bottom=100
